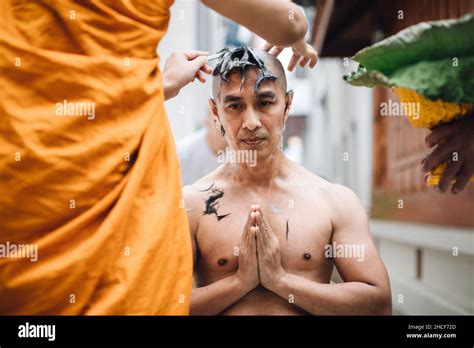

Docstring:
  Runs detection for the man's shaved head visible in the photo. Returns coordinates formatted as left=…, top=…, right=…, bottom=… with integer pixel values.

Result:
left=212, top=45, right=287, bottom=100
left=208, top=45, right=294, bottom=163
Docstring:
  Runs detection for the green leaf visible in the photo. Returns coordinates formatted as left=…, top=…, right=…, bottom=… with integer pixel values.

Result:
left=344, top=13, right=474, bottom=103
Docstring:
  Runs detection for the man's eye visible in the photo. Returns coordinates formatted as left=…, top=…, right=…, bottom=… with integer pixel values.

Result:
left=228, top=104, right=241, bottom=110
left=259, top=101, right=273, bottom=107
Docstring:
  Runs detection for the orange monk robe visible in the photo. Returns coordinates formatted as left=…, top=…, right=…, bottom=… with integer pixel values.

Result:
left=0, top=0, right=193, bottom=314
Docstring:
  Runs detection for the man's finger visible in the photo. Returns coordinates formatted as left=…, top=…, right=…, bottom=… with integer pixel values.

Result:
left=245, top=223, right=253, bottom=245
left=270, top=47, right=284, bottom=57
left=254, top=225, right=261, bottom=243
left=423, top=145, right=457, bottom=172
left=184, top=50, right=209, bottom=60
left=241, top=209, right=253, bottom=241
left=191, top=55, right=209, bottom=70
left=438, top=160, right=462, bottom=193
left=255, top=212, right=270, bottom=246
left=195, top=71, right=206, bottom=83
left=249, top=226, right=257, bottom=251
left=255, top=226, right=266, bottom=254
left=251, top=211, right=257, bottom=227
left=200, top=64, right=212, bottom=74
left=309, top=50, right=318, bottom=68
left=299, top=56, right=310, bottom=67
left=262, top=42, right=274, bottom=52
left=287, top=52, right=301, bottom=72
left=453, top=163, right=473, bottom=193
left=256, top=211, right=270, bottom=232
left=425, top=122, right=458, bottom=148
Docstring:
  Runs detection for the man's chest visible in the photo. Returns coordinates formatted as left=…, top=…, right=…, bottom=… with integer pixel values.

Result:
left=195, top=195, right=334, bottom=276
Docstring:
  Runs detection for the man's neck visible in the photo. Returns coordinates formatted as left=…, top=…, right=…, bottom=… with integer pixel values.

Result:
left=205, top=129, right=221, bottom=155
left=224, top=150, right=288, bottom=187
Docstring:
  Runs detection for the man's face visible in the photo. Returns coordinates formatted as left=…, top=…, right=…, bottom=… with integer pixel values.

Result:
left=210, top=67, right=292, bottom=160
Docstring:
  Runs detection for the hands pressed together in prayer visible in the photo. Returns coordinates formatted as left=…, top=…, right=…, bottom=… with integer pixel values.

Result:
left=236, top=204, right=287, bottom=294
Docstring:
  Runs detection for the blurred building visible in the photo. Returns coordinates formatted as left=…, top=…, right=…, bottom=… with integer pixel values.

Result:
left=310, top=0, right=474, bottom=314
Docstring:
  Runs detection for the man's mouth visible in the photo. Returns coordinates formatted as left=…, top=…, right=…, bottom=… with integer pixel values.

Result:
left=242, top=137, right=265, bottom=146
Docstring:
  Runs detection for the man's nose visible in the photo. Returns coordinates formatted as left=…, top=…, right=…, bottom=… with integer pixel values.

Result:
left=242, top=108, right=261, bottom=131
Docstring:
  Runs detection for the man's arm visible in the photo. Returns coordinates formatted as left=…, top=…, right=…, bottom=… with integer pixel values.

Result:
left=183, top=186, right=259, bottom=315
left=258, top=186, right=392, bottom=315
left=202, top=0, right=317, bottom=72
left=190, top=273, right=250, bottom=315
left=201, top=0, right=307, bottom=47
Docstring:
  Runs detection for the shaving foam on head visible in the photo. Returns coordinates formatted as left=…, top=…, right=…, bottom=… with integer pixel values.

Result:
left=212, top=44, right=278, bottom=93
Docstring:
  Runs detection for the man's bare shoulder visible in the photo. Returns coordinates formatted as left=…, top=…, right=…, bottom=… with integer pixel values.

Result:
left=184, top=165, right=224, bottom=196
left=183, top=165, right=228, bottom=212
left=288, top=162, right=362, bottom=210
left=289, top=163, right=367, bottom=236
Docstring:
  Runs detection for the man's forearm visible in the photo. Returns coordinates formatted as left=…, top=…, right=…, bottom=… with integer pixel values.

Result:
left=270, top=273, right=391, bottom=315
left=202, top=0, right=307, bottom=46
left=190, top=275, right=252, bottom=315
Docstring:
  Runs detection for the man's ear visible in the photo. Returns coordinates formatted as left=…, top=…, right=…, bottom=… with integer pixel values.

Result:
left=209, top=98, right=219, bottom=119
left=284, top=90, right=294, bottom=121
left=209, top=98, right=226, bottom=136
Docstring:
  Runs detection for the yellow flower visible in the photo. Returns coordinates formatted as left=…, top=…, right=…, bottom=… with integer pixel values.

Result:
left=393, top=87, right=474, bottom=187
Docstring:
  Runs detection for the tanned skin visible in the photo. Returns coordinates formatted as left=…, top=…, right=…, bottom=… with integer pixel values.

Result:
left=184, top=49, right=391, bottom=315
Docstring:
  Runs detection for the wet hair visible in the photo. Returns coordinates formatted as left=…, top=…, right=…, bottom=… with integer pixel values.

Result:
left=212, top=44, right=287, bottom=99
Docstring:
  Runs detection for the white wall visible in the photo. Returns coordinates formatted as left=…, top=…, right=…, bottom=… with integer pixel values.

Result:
left=158, top=0, right=225, bottom=141
left=303, top=58, right=374, bottom=211
left=371, top=220, right=474, bottom=315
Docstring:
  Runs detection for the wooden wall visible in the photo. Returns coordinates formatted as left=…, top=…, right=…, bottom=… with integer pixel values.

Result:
left=371, top=0, right=474, bottom=227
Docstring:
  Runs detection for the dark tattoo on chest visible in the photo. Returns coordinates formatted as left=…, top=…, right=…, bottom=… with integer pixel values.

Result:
left=199, top=183, right=231, bottom=221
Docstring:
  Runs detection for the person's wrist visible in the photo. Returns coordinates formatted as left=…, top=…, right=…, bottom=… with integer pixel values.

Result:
left=234, top=272, right=255, bottom=294
left=269, top=271, right=290, bottom=295
left=162, top=71, right=179, bottom=100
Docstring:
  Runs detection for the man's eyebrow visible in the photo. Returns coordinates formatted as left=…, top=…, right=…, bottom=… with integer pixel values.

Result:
left=256, top=91, right=276, bottom=99
left=223, top=95, right=242, bottom=103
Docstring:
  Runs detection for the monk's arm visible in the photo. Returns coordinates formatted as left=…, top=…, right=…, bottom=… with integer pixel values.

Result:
left=201, top=0, right=307, bottom=46
left=183, top=185, right=253, bottom=315
left=270, top=186, right=392, bottom=315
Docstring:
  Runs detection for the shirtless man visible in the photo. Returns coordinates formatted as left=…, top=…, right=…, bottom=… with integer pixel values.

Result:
left=183, top=46, right=391, bottom=315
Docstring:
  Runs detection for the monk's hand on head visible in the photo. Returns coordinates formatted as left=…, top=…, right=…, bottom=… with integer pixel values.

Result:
left=235, top=206, right=260, bottom=291
left=162, top=50, right=212, bottom=100
left=254, top=209, right=287, bottom=292
left=262, top=38, right=318, bottom=72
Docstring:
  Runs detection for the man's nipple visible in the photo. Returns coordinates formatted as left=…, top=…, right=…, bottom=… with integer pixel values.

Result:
left=217, top=258, right=228, bottom=266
